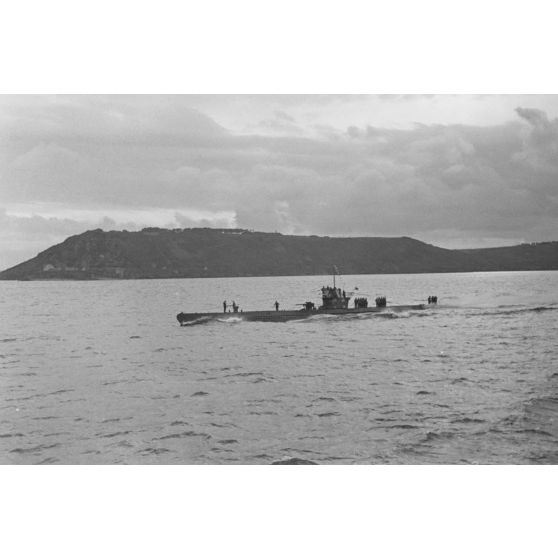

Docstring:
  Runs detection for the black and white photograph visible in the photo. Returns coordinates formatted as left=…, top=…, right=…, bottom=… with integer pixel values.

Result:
left=2, top=92, right=557, bottom=465
left=1, top=2, right=556, bottom=557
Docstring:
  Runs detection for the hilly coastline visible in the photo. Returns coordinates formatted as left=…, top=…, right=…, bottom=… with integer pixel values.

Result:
left=1, top=227, right=557, bottom=280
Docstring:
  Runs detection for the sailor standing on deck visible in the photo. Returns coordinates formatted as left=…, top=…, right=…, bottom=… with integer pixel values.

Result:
left=223, top=300, right=227, bottom=313
left=275, top=301, right=279, bottom=311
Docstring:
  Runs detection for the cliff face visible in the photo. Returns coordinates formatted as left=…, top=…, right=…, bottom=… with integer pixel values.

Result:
left=1, top=228, right=557, bottom=280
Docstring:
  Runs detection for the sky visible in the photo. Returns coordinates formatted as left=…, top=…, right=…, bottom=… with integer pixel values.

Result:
left=1, top=94, right=558, bottom=270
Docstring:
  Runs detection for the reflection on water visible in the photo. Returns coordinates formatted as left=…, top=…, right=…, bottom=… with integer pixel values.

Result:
left=1, top=271, right=557, bottom=464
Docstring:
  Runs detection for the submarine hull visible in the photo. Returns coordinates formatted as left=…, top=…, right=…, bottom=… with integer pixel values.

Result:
left=177, top=304, right=425, bottom=325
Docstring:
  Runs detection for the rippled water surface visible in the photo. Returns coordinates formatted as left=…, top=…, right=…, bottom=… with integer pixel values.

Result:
left=1, top=271, right=557, bottom=464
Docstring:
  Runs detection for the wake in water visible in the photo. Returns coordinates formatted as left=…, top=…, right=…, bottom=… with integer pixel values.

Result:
left=179, top=316, right=214, bottom=326
left=466, top=304, right=558, bottom=317
left=300, top=309, right=432, bottom=322
left=216, top=317, right=243, bottom=324
left=494, top=304, right=558, bottom=316
left=179, top=315, right=245, bottom=326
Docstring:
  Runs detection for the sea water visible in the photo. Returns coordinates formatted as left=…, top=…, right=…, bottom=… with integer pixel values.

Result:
left=1, top=271, right=557, bottom=464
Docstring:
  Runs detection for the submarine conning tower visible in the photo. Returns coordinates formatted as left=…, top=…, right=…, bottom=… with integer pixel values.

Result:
left=320, top=285, right=350, bottom=310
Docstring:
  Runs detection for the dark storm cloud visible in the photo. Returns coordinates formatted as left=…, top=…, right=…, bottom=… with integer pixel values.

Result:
left=516, top=107, right=549, bottom=128
left=1, top=95, right=558, bottom=269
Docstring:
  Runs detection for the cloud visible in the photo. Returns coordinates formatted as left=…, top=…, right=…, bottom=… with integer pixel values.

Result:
left=516, top=107, right=549, bottom=128
left=0, top=95, right=226, bottom=142
left=1, top=96, right=558, bottom=268
left=515, top=106, right=558, bottom=168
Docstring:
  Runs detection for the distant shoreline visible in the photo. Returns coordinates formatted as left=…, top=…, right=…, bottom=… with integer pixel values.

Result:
left=1, top=228, right=557, bottom=281
left=3, top=268, right=558, bottom=283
